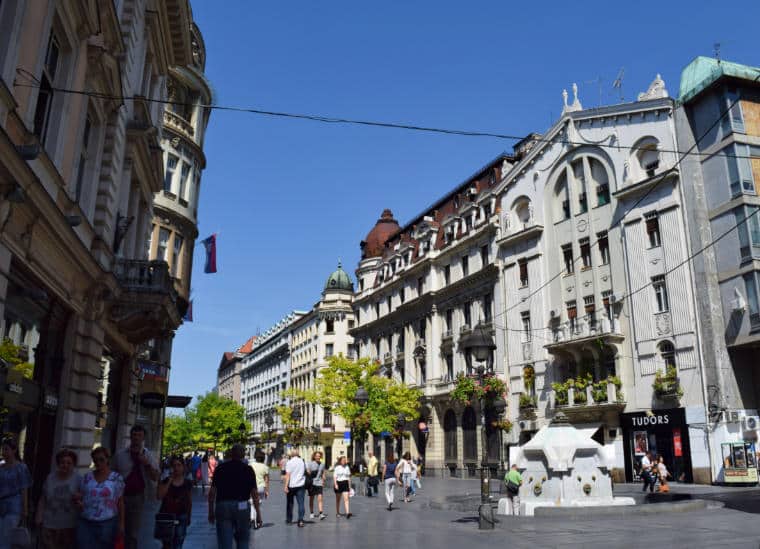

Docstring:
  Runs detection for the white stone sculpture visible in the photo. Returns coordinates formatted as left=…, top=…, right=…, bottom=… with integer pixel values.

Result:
left=637, top=74, right=669, bottom=101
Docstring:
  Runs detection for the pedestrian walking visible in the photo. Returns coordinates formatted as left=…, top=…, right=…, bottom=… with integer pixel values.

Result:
left=283, top=449, right=307, bottom=527
left=409, top=456, right=419, bottom=497
left=156, top=456, right=192, bottom=549
left=333, top=455, right=352, bottom=518
left=398, top=452, right=413, bottom=502
left=208, top=444, right=262, bottom=549
left=0, top=437, right=31, bottom=549
left=640, top=452, right=655, bottom=493
left=504, top=464, right=523, bottom=516
left=208, top=452, right=218, bottom=486
left=382, top=454, right=398, bottom=511
left=201, top=452, right=210, bottom=495
left=190, top=452, right=201, bottom=487
left=307, top=451, right=327, bottom=520
left=250, top=451, right=270, bottom=525
left=74, top=446, right=125, bottom=549
left=656, top=455, right=671, bottom=492
left=111, top=425, right=159, bottom=549
left=366, top=451, right=379, bottom=497
left=35, top=448, right=81, bottom=549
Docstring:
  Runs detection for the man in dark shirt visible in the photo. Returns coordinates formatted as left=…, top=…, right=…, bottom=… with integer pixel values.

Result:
left=208, top=444, right=262, bottom=548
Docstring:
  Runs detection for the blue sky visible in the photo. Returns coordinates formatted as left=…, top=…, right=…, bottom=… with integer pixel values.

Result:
left=170, top=0, right=760, bottom=399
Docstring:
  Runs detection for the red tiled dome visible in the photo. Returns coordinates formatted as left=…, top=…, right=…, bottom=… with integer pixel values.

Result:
left=361, top=209, right=400, bottom=259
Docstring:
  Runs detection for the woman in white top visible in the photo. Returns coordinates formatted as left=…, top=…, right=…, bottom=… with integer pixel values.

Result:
left=398, top=452, right=414, bottom=502
left=333, top=456, right=352, bottom=518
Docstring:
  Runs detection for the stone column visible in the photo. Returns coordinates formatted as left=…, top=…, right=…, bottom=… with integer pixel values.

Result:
left=425, top=405, right=444, bottom=476
left=0, top=242, right=11, bottom=338
left=429, top=304, right=441, bottom=381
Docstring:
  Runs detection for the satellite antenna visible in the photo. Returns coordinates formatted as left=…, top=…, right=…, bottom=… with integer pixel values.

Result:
left=612, top=67, right=625, bottom=102
left=714, top=42, right=721, bottom=64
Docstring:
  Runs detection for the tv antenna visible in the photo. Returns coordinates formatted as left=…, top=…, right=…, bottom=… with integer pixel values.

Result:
left=612, top=67, right=625, bottom=102
left=584, top=76, right=604, bottom=107
left=714, top=42, right=721, bottom=64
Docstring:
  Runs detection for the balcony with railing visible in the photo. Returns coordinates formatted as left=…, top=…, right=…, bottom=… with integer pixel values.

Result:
left=111, top=259, right=181, bottom=343
left=550, top=377, right=625, bottom=421
left=545, top=315, right=623, bottom=353
left=163, top=109, right=195, bottom=141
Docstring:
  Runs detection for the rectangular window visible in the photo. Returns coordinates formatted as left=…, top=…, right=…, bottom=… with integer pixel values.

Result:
left=744, top=273, right=760, bottom=329
left=480, top=245, right=489, bottom=268
left=596, top=184, right=610, bottom=206
left=463, top=302, right=471, bottom=327
left=735, top=206, right=760, bottom=261
left=652, top=275, right=669, bottom=312
left=375, top=302, right=380, bottom=319
left=566, top=300, right=577, bottom=332
left=444, top=264, right=451, bottom=285
left=462, top=255, right=469, bottom=277
left=726, top=88, right=745, bottom=132
left=179, top=162, right=191, bottom=200
left=578, top=192, right=588, bottom=214
left=33, top=33, right=60, bottom=145
left=386, top=296, right=392, bottom=313
left=445, top=309, right=453, bottom=332
left=562, top=198, right=571, bottom=220
left=598, top=232, right=610, bottom=265
left=171, top=234, right=183, bottom=276
left=164, top=155, right=178, bottom=193
left=584, top=295, right=596, bottom=330
left=75, top=116, right=92, bottom=202
left=727, top=144, right=755, bottom=196
left=580, top=238, right=591, bottom=268
left=325, top=319, right=334, bottom=333
left=325, top=343, right=334, bottom=357
left=418, top=318, right=426, bottom=340
left=483, top=293, right=492, bottom=322
left=602, top=290, right=613, bottom=320
left=518, top=259, right=529, bottom=287
left=157, top=228, right=170, bottom=262
left=521, top=311, right=531, bottom=342
left=399, top=287, right=405, bottom=304
left=562, top=244, right=574, bottom=274
left=646, top=214, right=661, bottom=248
left=417, top=276, right=424, bottom=296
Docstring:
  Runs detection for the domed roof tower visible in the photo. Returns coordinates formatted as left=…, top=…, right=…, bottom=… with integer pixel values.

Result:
left=324, top=262, right=353, bottom=293
left=361, top=209, right=400, bottom=259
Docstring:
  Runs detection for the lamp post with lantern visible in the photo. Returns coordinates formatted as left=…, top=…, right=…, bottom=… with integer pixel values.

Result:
left=353, top=386, right=369, bottom=465
left=460, top=321, right=505, bottom=529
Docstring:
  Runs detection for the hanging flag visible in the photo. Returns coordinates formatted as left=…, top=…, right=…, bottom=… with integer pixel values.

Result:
left=183, top=300, right=194, bottom=322
left=202, top=234, right=217, bottom=273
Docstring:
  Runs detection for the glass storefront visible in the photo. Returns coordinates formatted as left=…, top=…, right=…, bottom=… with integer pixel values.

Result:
left=621, top=408, right=693, bottom=483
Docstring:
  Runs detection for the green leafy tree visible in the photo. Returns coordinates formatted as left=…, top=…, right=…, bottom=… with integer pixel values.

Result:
left=163, top=412, right=195, bottom=454
left=287, top=355, right=423, bottom=447
left=0, top=338, right=34, bottom=379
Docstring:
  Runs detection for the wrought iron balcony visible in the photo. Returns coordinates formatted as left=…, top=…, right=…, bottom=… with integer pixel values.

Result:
left=111, top=259, right=181, bottom=343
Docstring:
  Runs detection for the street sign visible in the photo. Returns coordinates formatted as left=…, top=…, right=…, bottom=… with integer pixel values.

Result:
left=344, top=431, right=351, bottom=441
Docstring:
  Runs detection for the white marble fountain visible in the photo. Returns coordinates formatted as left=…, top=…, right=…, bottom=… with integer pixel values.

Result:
left=500, top=412, right=635, bottom=516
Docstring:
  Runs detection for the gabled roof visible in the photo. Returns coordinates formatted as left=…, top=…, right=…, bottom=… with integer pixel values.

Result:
left=237, top=336, right=257, bottom=354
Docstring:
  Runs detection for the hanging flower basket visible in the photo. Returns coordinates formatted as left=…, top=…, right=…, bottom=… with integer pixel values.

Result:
left=451, top=373, right=506, bottom=405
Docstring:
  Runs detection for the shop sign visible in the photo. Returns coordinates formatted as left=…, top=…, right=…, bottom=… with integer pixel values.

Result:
left=630, top=414, right=671, bottom=427
left=622, top=408, right=686, bottom=429
left=673, top=428, right=683, bottom=457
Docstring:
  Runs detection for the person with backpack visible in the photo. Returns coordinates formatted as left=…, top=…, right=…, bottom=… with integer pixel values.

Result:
left=382, top=454, right=398, bottom=511
left=307, top=451, right=327, bottom=520
left=504, top=464, right=523, bottom=516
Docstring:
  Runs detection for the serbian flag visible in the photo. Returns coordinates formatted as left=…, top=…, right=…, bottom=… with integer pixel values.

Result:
left=183, top=300, right=194, bottom=322
left=202, top=234, right=217, bottom=273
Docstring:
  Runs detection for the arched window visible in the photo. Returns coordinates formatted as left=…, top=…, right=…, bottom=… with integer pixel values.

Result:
left=444, top=409, right=457, bottom=462
left=572, top=160, right=588, bottom=213
left=555, top=172, right=570, bottom=220
left=658, top=341, right=676, bottom=369
left=512, top=197, right=533, bottom=229
left=462, top=407, right=477, bottom=462
left=631, top=137, right=661, bottom=180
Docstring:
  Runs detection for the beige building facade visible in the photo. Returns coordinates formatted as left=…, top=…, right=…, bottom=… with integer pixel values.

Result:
left=0, top=0, right=199, bottom=503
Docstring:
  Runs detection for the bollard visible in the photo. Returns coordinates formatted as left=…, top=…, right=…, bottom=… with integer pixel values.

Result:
left=478, top=503, right=496, bottom=530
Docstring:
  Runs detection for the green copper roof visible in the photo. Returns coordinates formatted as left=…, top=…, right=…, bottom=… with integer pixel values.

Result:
left=324, top=262, right=353, bottom=292
left=679, top=56, right=760, bottom=103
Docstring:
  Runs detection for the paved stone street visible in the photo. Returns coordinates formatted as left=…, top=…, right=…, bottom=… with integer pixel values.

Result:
left=135, top=475, right=760, bottom=548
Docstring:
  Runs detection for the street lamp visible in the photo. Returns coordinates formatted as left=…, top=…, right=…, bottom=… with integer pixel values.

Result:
left=264, top=411, right=275, bottom=462
left=461, top=321, right=498, bottom=530
left=354, top=386, right=369, bottom=464
left=395, top=412, right=406, bottom=458
left=291, top=406, right=302, bottom=447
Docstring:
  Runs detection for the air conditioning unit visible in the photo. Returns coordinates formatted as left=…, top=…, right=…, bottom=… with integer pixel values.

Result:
left=609, top=293, right=624, bottom=304
left=742, top=416, right=760, bottom=431
left=549, top=309, right=560, bottom=319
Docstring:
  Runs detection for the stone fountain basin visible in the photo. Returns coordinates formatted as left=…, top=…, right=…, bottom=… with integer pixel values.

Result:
left=514, top=496, right=636, bottom=517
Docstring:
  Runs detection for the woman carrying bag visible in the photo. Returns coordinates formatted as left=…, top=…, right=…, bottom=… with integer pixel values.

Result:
left=0, top=438, right=32, bottom=549
left=156, top=456, right=192, bottom=549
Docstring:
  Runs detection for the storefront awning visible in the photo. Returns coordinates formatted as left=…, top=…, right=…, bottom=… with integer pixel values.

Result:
left=166, top=395, right=192, bottom=408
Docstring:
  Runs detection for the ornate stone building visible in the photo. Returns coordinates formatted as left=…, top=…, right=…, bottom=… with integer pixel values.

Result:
left=351, top=156, right=513, bottom=475
left=288, top=263, right=355, bottom=465
left=0, top=0, right=196, bottom=498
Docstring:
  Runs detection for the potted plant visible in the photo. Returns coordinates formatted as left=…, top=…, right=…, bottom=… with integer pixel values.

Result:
left=451, top=373, right=506, bottom=405
left=490, top=419, right=513, bottom=432
left=653, top=366, right=682, bottom=399
left=519, top=393, right=536, bottom=410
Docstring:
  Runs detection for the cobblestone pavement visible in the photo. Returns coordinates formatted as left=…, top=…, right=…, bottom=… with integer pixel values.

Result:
left=138, top=475, right=760, bottom=548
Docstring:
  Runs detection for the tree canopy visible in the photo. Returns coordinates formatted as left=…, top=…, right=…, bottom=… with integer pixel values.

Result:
left=286, top=355, right=423, bottom=439
left=162, top=391, right=247, bottom=455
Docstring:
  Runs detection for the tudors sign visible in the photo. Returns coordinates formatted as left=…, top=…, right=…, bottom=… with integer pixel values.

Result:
left=621, top=408, right=686, bottom=429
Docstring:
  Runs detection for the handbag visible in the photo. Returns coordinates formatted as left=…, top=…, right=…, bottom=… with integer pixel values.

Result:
left=506, top=480, right=520, bottom=495
left=153, top=512, right=178, bottom=541
left=9, top=526, right=31, bottom=548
